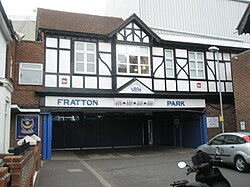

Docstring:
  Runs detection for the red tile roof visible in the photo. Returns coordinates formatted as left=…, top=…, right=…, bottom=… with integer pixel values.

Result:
left=37, top=8, right=123, bottom=35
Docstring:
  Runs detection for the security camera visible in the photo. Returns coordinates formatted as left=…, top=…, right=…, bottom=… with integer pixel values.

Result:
left=15, top=31, right=25, bottom=42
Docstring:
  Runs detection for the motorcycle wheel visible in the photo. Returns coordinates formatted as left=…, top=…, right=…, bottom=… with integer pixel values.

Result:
left=235, top=155, right=249, bottom=172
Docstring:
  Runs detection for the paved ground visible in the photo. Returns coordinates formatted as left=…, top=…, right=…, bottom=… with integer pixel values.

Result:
left=35, top=146, right=250, bottom=187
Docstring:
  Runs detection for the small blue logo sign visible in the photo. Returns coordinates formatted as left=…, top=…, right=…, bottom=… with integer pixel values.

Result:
left=16, top=115, right=39, bottom=140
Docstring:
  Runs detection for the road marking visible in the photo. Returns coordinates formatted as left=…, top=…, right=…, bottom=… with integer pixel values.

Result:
left=80, top=160, right=112, bottom=187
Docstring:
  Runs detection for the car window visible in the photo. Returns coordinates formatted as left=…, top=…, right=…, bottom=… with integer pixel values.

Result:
left=238, top=137, right=246, bottom=144
left=210, top=135, right=224, bottom=145
left=224, top=135, right=238, bottom=144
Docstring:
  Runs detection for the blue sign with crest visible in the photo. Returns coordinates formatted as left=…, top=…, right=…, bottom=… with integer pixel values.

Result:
left=16, top=115, right=39, bottom=140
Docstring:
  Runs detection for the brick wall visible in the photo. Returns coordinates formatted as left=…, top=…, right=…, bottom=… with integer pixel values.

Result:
left=206, top=103, right=236, bottom=140
left=231, top=51, right=250, bottom=131
left=2, top=144, right=41, bottom=187
left=0, top=167, right=10, bottom=187
left=12, top=41, right=44, bottom=108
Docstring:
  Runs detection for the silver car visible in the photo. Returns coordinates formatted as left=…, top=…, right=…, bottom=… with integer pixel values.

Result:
left=196, top=132, right=250, bottom=172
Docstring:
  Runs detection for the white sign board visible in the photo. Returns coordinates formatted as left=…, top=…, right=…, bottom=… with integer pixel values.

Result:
left=240, top=121, right=246, bottom=130
left=45, top=96, right=206, bottom=109
left=206, top=117, right=219, bottom=128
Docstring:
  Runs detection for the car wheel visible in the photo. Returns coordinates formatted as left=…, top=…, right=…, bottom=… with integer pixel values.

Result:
left=235, top=156, right=249, bottom=172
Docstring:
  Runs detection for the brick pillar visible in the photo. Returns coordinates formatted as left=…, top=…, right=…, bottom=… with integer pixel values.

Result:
left=0, top=167, right=10, bottom=187
left=3, top=144, right=41, bottom=187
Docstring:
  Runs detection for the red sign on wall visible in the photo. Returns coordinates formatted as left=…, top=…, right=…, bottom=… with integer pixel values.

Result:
left=197, top=83, right=201, bottom=88
left=62, top=78, right=67, bottom=84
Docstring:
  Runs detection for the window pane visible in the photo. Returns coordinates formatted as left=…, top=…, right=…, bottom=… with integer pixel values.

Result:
left=190, top=61, right=196, bottom=69
left=140, top=47, right=148, bottom=54
left=129, top=56, right=138, bottom=64
left=87, top=43, right=95, bottom=51
left=21, top=69, right=42, bottom=84
left=117, top=45, right=126, bottom=53
left=166, top=60, right=173, bottom=67
left=211, top=136, right=224, bottom=145
left=76, top=43, right=84, bottom=50
left=130, top=65, right=138, bottom=73
left=197, top=53, right=203, bottom=60
left=189, top=52, right=195, bottom=59
left=128, top=46, right=137, bottom=53
left=198, top=70, right=204, bottom=77
left=87, top=54, right=95, bottom=62
left=118, top=64, right=127, bottom=73
left=118, top=55, right=126, bottom=64
left=87, top=63, right=95, bottom=72
left=141, top=65, right=149, bottom=74
left=76, top=53, right=84, bottom=61
left=190, top=70, right=196, bottom=77
left=141, top=56, right=148, bottom=64
left=22, top=64, right=41, bottom=69
left=167, top=69, right=174, bottom=77
left=238, top=137, right=246, bottom=144
left=76, top=63, right=84, bottom=72
left=165, top=50, right=172, bottom=58
left=197, top=61, right=204, bottom=69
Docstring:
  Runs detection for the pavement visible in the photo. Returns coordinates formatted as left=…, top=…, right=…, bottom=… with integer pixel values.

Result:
left=34, top=146, right=195, bottom=187
left=34, top=146, right=250, bottom=187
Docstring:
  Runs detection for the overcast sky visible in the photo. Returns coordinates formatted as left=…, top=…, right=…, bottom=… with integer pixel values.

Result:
left=1, top=0, right=108, bottom=19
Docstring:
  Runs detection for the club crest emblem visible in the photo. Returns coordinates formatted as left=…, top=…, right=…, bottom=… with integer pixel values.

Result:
left=21, top=118, right=34, bottom=134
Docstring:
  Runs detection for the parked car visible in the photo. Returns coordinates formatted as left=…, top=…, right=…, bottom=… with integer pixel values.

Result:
left=196, top=132, right=250, bottom=172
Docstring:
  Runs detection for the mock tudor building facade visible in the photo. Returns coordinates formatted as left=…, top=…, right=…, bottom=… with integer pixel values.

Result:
left=3, top=3, right=250, bottom=159
left=28, top=8, right=248, bottom=160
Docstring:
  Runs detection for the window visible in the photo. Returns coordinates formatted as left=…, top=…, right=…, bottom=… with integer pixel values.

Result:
left=117, top=45, right=150, bottom=75
left=10, top=56, right=13, bottom=79
left=188, top=51, right=205, bottom=79
left=224, top=135, right=238, bottom=144
left=74, top=41, right=96, bottom=74
left=19, top=63, right=43, bottom=85
left=210, top=135, right=224, bottom=145
left=165, top=49, right=174, bottom=78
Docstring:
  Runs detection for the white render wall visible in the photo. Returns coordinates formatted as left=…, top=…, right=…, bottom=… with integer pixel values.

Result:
left=0, top=30, right=7, bottom=78
left=0, top=12, right=13, bottom=153
left=0, top=86, right=11, bottom=153
left=105, top=0, right=250, bottom=43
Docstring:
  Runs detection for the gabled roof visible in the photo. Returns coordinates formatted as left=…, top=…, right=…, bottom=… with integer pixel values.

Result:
left=109, top=13, right=161, bottom=42
left=36, top=8, right=123, bottom=35
left=237, top=2, right=250, bottom=34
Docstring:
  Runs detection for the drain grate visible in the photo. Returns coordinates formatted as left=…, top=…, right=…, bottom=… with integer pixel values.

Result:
left=67, top=169, right=83, bottom=173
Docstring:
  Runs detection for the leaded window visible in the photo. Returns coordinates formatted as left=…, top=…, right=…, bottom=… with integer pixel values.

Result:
left=117, top=45, right=150, bottom=75
left=189, top=51, right=205, bottom=79
left=74, top=41, right=96, bottom=74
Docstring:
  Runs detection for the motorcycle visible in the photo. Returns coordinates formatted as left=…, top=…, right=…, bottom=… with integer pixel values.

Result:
left=170, top=148, right=231, bottom=187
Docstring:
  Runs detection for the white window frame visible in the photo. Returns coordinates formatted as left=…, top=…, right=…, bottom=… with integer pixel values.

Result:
left=19, top=63, right=43, bottom=85
left=165, top=49, right=175, bottom=78
left=74, top=41, right=96, bottom=74
left=116, top=44, right=150, bottom=75
left=188, top=51, right=205, bottom=79
left=10, top=56, right=13, bottom=79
